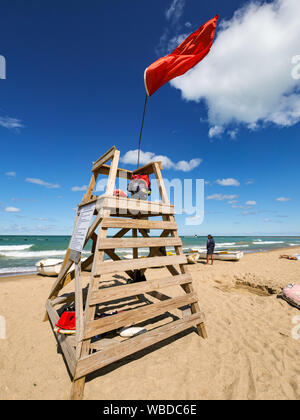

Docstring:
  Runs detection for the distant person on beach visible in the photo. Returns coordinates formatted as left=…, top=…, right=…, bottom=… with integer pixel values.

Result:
left=206, top=234, right=215, bottom=265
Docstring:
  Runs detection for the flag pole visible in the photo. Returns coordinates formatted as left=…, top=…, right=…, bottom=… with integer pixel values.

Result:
left=137, top=93, right=149, bottom=169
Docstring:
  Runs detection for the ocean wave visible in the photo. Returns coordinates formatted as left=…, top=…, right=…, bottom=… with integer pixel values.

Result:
left=0, top=249, right=91, bottom=259
left=0, top=266, right=37, bottom=275
left=217, top=242, right=236, bottom=246
left=252, top=241, right=284, bottom=245
left=0, top=244, right=33, bottom=251
left=0, top=249, right=67, bottom=258
left=216, top=244, right=249, bottom=248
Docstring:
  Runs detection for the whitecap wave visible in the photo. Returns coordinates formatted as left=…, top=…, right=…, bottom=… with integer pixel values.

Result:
left=252, top=241, right=284, bottom=245
left=0, top=266, right=37, bottom=275
left=0, top=250, right=67, bottom=258
left=216, top=244, right=249, bottom=248
left=0, top=244, right=33, bottom=251
left=0, top=249, right=91, bottom=259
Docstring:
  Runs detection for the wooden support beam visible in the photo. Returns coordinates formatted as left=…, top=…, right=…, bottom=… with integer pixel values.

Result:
left=90, top=273, right=192, bottom=305
left=133, top=161, right=163, bottom=176
left=103, top=249, right=135, bottom=280
left=84, top=292, right=198, bottom=339
left=94, top=255, right=187, bottom=276
left=75, top=312, right=204, bottom=380
left=46, top=300, right=76, bottom=376
left=92, top=146, right=117, bottom=172
left=101, top=217, right=177, bottom=230
left=99, top=237, right=182, bottom=250
left=96, top=164, right=133, bottom=180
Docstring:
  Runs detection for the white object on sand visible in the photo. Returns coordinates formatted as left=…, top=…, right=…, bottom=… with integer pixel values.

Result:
left=187, top=253, right=200, bottom=264
left=197, top=250, right=244, bottom=261
left=119, top=326, right=147, bottom=338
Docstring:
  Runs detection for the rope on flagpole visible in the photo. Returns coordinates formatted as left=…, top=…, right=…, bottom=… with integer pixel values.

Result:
left=137, top=93, right=149, bottom=169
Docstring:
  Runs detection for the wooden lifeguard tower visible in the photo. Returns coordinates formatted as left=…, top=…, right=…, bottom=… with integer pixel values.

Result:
left=44, top=146, right=207, bottom=400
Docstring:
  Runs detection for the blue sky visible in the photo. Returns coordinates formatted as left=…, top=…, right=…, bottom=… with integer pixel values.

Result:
left=0, top=0, right=299, bottom=236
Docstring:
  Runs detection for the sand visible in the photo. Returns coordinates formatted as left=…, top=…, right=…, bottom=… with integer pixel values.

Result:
left=0, top=247, right=300, bottom=400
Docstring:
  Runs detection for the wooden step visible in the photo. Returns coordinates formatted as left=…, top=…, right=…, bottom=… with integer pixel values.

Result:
left=101, top=217, right=177, bottom=230
left=84, top=292, right=198, bottom=339
left=95, top=196, right=175, bottom=216
left=89, top=273, right=192, bottom=305
left=95, top=255, right=187, bottom=275
left=75, top=312, right=205, bottom=379
left=99, top=237, right=182, bottom=250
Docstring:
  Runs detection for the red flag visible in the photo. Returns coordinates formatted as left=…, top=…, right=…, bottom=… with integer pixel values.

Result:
left=144, top=15, right=219, bottom=96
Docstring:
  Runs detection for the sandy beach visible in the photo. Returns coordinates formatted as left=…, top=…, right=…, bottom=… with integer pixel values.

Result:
left=0, top=247, right=300, bottom=400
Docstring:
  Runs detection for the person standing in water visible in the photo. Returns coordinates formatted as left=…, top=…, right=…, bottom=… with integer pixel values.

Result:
left=206, top=234, right=215, bottom=265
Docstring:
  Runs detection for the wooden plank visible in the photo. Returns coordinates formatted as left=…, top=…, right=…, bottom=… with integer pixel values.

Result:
left=84, top=292, right=198, bottom=339
left=51, top=289, right=88, bottom=307
left=46, top=300, right=76, bottom=376
left=102, top=196, right=175, bottom=216
left=101, top=217, right=177, bottom=230
left=133, top=161, right=163, bottom=176
left=104, top=249, right=135, bottom=280
left=82, top=172, right=98, bottom=204
left=97, top=164, right=133, bottom=180
left=75, top=312, right=204, bottom=379
left=90, top=273, right=192, bottom=305
left=90, top=338, right=119, bottom=351
left=166, top=213, right=207, bottom=339
left=105, top=150, right=120, bottom=196
left=95, top=254, right=187, bottom=276
left=99, top=237, right=182, bottom=250
left=78, top=197, right=99, bottom=208
left=153, top=162, right=170, bottom=204
left=73, top=208, right=112, bottom=399
left=75, top=261, right=84, bottom=359
left=92, top=146, right=117, bottom=172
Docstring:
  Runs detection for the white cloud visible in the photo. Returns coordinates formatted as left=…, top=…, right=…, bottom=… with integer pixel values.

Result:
left=246, top=179, right=255, bottom=185
left=121, top=149, right=202, bottom=172
left=165, top=0, right=185, bottom=24
left=241, top=210, right=259, bottom=216
left=208, top=125, right=224, bottom=138
left=232, top=205, right=250, bottom=209
left=206, top=194, right=238, bottom=201
left=71, top=185, right=88, bottom=192
left=228, top=129, right=238, bottom=139
left=0, top=116, right=24, bottom=130
left=276, top=197, right=291, bottom=202
left=171, top=0, right=300, bottom=133
left=5, top=171, right=16, bottom=177
left=228, top=200, right=238, bottom=204
left=246, top=200, right=257, bottom=205
left=26, top=178, right=60, bottom=189
left=5, top=206, right=20, bottom=213
left=216, top=178, right=240, bottom=187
